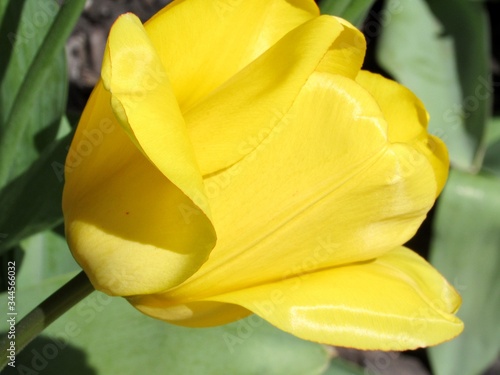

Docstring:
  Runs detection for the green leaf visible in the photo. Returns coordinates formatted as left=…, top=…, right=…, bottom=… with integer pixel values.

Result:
left=428, top=170, right=500, bottom=375
left=0, top=0, right=85, bottom=187
left=0, top=0, right=65, bottom=186
left=323, top=357, right=364, bottom=375
left=483, top=117, right=500, bottom=177
left=1, top=226, right=79, bottom=292
left=319, top=0, right=375, bottom=27
left=0, top=1, right=27, bottom=86
left=376, top=0, right=490, bottom=172
left=425, top=0, right=491, bottom=172
left=0, top=128, right=73, bottom=254
left=16, top=229, right=80, bottom=289
left=0, top=0, right=79, bottom=251
left=0, top=276, right=330, bottom=375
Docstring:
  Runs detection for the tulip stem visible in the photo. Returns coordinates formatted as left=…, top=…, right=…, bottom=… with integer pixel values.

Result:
left=0, top=271, right=94, bottom=371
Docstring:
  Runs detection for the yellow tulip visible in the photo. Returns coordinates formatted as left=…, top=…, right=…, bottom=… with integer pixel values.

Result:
left=62, top=0, right=463, bottom=350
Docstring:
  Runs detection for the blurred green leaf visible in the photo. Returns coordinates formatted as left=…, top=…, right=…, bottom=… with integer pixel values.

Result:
left=429, top=170, right=500, bottom=375
left=16, top=229, right=80, bottom=289
left=319, top=0, right=375, bottom=27
left=425, top=0, right=491, bottom=172
left=323, top=357, right=364, bottom=375
left=377, top=0, right=490, bottom=172
left=0, top=1, right=27, bottom=85
left=483, top=117, right=500, bottom=176
left=0, top=276, right=330, bottom=375
left=0, top=126, right=72, bottom=254
left=0, top=0, right=85, bottom=187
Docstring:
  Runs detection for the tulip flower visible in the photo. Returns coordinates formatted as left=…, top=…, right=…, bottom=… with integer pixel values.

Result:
left=63, top=0, right=463, bottom=350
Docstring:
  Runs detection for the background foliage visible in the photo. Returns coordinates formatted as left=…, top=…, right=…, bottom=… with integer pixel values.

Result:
left=0, top=0, right=498, bottom=374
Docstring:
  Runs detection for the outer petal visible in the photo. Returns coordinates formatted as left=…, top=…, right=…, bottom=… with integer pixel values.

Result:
left=128, top=72, right=440, bottom=321
left=356, top=71, right=449, bottom=195
left=316, top=17, right=366, bottom=79
left=101, top=14, right=209, bottom=214
left=185, top=16, right=364, bottom=175
left=63, top=14, right=216, bottom=296
left=144, top=0, right=319, bottom=110
left=208, top=247, right=463, bottom=350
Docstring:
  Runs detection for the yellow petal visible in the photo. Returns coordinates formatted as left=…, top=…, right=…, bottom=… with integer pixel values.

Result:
left=209, top=247, right=463, bottom=350
left=356, top=71, right=449, bottom=195
left=316, top=17, right=366, bottom=78
left=101, top=14, right=209, bottom=216
left=186, top=15, right=359, bottom=175
left=63, top=15, right=216, bottom=296
left=128, top=298, right=251, bottom=328
left=144, top=0, right=319, bottom=111
left=127, top=72, right=441, bottom=320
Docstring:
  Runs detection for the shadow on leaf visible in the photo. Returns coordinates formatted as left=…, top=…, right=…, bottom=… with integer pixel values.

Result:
left=3, top=334, right=96, bottom=375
